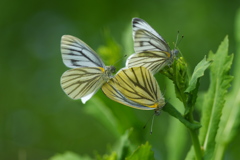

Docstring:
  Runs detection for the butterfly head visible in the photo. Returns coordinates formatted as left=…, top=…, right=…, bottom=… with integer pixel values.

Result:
left=170, top=49, right=179, bottom=62
left=154, top=104, right=165, bottom=116
left=155, top=97, right=165, bottom=115
left=104, top=66, right=116, bottom=79
left=154, top=108, right=161, bottom=116
left=107, top=66, right=116, bottom=73
left=172, top=49, right=179, bottom=57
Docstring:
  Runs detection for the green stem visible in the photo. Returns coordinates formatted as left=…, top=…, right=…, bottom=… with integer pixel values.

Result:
left=186, top=98, right=202, bottom=160
left=163, top=104, right=201, bottom=130
left=164, top=103, right=202, bottom=159
left=188, top=128, right=202, bottom=160
left=163, top=103, right=202, bottom=160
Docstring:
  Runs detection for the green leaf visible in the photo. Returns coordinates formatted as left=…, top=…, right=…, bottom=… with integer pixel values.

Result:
left=126, top=142, right=155, bottom=160
left=84, top=97, right=120, bottom=137
left=213, top=8, right=240, bottom=160
left=185, top=56, right=212, bottom=93
left=96, top=152, right=118, bottom=160
left=97, top=29, right=123, bottom=69
left=49, top=151, right=92, bottom=160
left=199, top=36, right=234, bottom=160
left=185, top=146, right=195, bottom=160
left=112, top=128, right=135, bottom=160
left=184, top=56, right=212, bottom=116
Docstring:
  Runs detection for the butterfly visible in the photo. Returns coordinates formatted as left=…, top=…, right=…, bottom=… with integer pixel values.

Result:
left=126, top=17, right=178, bottom=75
left=60, top=35, right=115, bottom=104
left=102, top=66, right=165, bottom=114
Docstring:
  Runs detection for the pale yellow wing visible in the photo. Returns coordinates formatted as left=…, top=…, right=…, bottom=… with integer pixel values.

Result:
left=102, top=78, right=154, bottom=110
left=102, top=67, right=165, bottom=110
left=61, top=67, right=107, bottom=100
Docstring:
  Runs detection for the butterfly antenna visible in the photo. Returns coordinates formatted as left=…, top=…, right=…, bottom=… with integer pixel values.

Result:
left=175, top=31, right=184, bottom=48
left=143, top=112, right=155, bottom=129
left=150, top=114, right=156, bottom=134
left=174, top=31, right=180, bottom=49
left=177, top=35, right=184, bottom=47
left=113, top=54, right=127, bottom=66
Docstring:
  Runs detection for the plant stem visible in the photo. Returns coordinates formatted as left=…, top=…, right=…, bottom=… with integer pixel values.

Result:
left=188, top=128, right=202, bottom=160
left=164, top=103, right=202, bottom=158
left=186, top=101, right=202, bottom=160
left=163, top=104, right=201, bottom=130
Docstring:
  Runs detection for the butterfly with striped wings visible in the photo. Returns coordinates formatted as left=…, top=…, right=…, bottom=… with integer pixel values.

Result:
left=126, top=18, right=178, bottom=74
left=60, top=35, right=115, bottom=104
left=102, top=67, right=165, bottom=114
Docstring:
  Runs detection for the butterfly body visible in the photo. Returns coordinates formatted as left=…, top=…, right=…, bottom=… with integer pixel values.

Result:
left=104, top=66, right=116, bottom=79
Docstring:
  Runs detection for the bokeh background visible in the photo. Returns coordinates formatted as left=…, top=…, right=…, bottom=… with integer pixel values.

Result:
left=1, top=0, right=240, bottom=159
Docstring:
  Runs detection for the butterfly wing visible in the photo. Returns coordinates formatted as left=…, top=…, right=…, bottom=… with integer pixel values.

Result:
left=60, top=35, right=114, bottom=103
left=102, top=79, right=153, bottom=110
left=61, top=67, right=107, bottom=102
left=132, top=18, right=165, bottom=42
left=133, top=29, right=171, bottom=53
left=126, top=51, right=171, bottom=75
left=102, top=67, right=165, bottom=110
left=126, top=18, right=173, bottom=74
left=61, top=35, right=105, bottom=69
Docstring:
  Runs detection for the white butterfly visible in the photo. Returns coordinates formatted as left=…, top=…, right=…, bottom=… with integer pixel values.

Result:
left=60, top=35, right=115, bottom=104
left=126, top=18, right=178, bottom=74
left=102, top=66, right=165, bottom=114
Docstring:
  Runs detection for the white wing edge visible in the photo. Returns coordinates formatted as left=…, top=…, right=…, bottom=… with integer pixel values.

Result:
left=125, top=53, right=138, bottom=68
left=81, top=91, right=96, bottom=104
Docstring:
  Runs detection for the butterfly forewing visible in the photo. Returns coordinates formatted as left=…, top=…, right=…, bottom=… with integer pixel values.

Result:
left=61, top=35, right=105, bottom=68
left=132, top=18, right=164, bottom=41
left=61, top=67, right=107, bottom=100
left=102, top=79, right=154, bottom=110
left=134, top=29, right=170, bottom=53
left=111, top=67, right=164, bottom=108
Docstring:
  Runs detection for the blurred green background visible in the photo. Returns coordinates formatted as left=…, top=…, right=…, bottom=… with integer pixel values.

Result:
left=1, top=0, right=240, bottom=159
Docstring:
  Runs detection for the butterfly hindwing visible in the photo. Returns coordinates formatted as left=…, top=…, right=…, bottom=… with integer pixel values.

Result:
left=102, top=79, right=153, bottom=110
left=102, top=67, right=165, bottom=110
left=61, top=67, right=106, bottom=100
left=126, top=51, right=171, bottom=74
left=114, top=67, right=160, bottom=106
